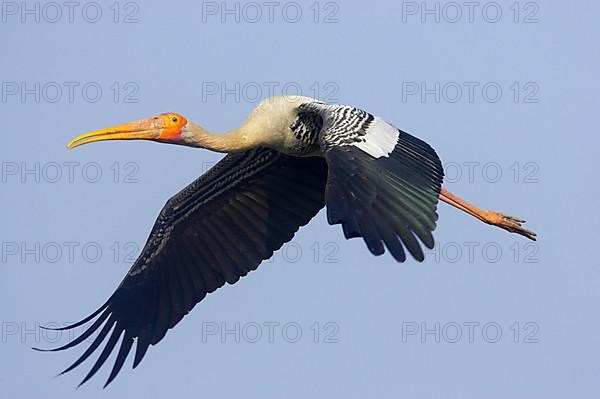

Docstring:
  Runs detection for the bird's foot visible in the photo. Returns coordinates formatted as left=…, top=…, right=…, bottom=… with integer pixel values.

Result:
left=481, top=211, right=537, bottom=241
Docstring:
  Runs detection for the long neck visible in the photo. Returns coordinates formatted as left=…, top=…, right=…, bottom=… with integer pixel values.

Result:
left=186, top=121, right=266, bottom=153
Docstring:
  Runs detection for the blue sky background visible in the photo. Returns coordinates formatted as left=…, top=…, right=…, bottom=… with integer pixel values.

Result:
left=1, top=0, right=598, bottom=397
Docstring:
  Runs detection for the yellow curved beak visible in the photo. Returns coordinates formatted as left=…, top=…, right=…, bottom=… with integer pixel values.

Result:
left=67, top=117, right=164, bottom=149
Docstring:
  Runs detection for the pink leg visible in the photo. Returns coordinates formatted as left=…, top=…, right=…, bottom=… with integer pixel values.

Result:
left=438, top=188, right=536, bottom=241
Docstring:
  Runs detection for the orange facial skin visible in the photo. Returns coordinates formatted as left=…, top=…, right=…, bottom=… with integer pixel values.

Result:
left=155, top=113, right=188, bottom=143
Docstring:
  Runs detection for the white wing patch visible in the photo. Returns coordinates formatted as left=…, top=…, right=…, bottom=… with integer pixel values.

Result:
left=354, top=117, right=399, bottom=158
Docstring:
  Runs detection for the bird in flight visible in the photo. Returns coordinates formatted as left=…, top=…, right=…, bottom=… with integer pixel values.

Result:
left=38, top=96, right=536, bottom=387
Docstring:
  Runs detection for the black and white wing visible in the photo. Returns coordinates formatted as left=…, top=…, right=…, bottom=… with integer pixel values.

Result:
left=36, top=148, right=328, bottom=387
left=300, top=102, right=444, bottom=262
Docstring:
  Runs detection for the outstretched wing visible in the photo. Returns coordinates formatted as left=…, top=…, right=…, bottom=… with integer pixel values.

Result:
left=37, top=148, right=328, bottom=387
left=300, top=102, right=444, bottom=262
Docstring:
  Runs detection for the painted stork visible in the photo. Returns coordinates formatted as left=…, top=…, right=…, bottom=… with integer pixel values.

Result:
left=38, top=96, right=536, bottom=387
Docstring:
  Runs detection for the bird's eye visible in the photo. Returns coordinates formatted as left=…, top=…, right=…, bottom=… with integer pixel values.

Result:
left=172, top=116, right=178, bottom=123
